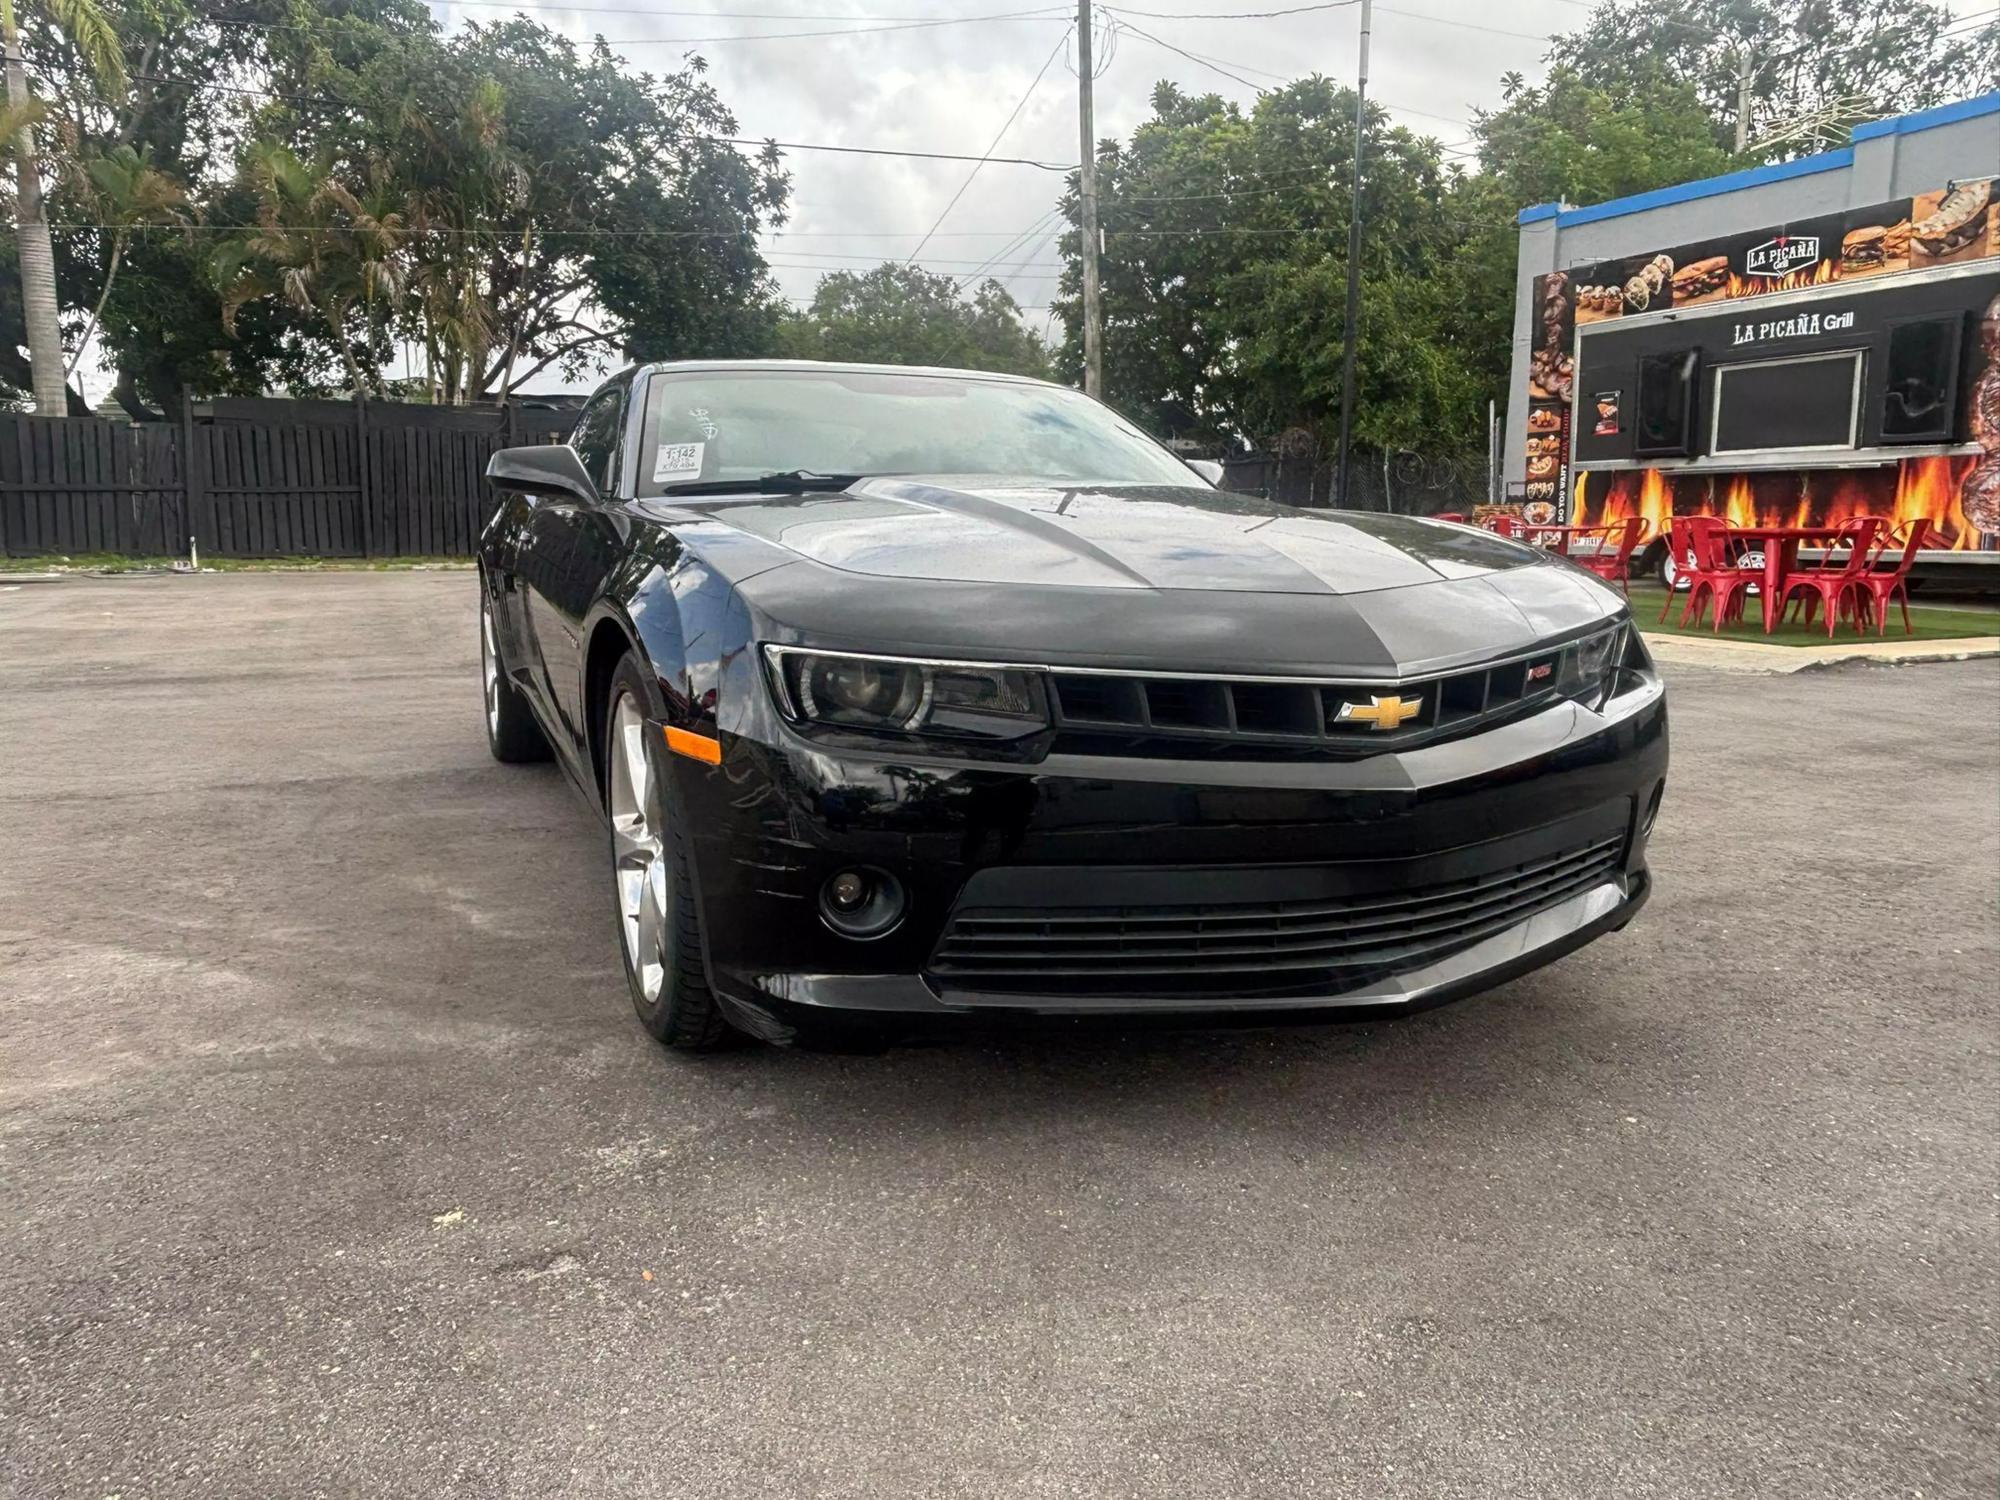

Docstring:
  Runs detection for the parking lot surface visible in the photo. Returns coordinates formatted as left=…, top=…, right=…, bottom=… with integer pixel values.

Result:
left=2, top=570, right=1995, bottom=1499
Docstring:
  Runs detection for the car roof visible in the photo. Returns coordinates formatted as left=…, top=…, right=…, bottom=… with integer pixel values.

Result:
left=630, top=359, right=1059, bottom=389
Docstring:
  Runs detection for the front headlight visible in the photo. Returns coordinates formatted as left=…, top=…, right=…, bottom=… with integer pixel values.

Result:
left=764, top=647, right=1049, bottom=740
left=1563, top=621, right=1628, bottom=710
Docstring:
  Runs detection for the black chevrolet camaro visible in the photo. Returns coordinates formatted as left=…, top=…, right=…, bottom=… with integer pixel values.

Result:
left=478, top=360, right=1667, bottom=1051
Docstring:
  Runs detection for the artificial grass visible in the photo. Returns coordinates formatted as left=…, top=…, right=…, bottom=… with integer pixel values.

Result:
left=1630, top=583, right=2000, bottom=645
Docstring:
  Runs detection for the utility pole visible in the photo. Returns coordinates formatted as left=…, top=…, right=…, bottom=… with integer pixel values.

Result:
left=1076, top=0, right=1104, bottom=399
left=1333, top=0, right=1370, bottom=507
left=1732, top=45, right=1755, bottom=152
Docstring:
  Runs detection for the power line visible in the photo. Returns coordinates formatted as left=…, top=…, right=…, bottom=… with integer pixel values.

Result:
left=951, top=205, right=1064, bottom=287
left=47, top=221, right=1070, bottom=237
left=52, top=221, right=1430, bottom=238
left=120, top=81, right=1083, bottom=169
left=907, top=22, right=1073, bottom=261
left=211, top=4, right=1073, bottom=43
left=1376, top=6, right=1553, bottom=42
left=775, top=259, right=1066, bottom=278
left=1108, top=16, right=1272, bottom=91
left=424, top=0, right=1057, bottom=12
left=999, top=230, right=1063, bottom=297
left=1097, top=15, right=1474, bottom=126
left=132, top=73, right=343, bottom=106
left=765, top=243, right=1052, bottom=265
left=722, top=137, right=1075, bottom=169
left=1103, top=0, right=1357, bottom=15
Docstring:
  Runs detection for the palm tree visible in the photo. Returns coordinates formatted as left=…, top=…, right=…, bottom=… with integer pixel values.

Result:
left=399, top=81, right=519, bottom=403
left=216, top=144, right=408, bottom=396
left=66, top=144, right=190, bottom=380
left=2, top=0, right=125, bottom=414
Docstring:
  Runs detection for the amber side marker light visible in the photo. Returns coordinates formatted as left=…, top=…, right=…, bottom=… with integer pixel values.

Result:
left=662, top=725, right=723, bottom=764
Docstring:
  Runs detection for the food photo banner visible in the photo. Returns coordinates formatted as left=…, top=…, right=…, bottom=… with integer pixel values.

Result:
left=1516, top=176, right=1998, bottom=529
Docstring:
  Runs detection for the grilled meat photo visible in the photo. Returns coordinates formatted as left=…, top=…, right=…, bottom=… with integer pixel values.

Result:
left=1671, top=256, right=1729, bottom=302
left=1914, top=181, right=1992, bottom=259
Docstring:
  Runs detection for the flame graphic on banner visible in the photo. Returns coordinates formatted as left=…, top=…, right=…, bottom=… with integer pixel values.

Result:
left=1726, top=258, right=1841, bottom=298
left=1576, top=456, right=1990, bottom=549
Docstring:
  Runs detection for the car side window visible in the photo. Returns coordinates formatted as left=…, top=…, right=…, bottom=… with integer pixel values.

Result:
left=569, top=389, right=624, bottom=496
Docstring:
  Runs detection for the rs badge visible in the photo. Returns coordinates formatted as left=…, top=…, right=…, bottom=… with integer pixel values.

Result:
left=1334, top=693, right=1422, bottom=731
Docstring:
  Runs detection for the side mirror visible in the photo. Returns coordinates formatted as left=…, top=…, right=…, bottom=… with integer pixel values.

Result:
left=486, top=443, right=599, bottom=504
left=1187, top=458, right=1225, bottom=486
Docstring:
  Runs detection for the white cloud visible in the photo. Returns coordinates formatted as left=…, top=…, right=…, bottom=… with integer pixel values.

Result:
left=423, top=0, right=1592, bottom=388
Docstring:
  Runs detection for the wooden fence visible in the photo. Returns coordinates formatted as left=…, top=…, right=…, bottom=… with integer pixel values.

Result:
left=1, top=397, right=1488, bottom=559
left=0, top=398, right=577, bottom=559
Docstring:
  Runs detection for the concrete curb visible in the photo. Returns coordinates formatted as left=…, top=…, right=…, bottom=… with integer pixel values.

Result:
left=1641, top=631, right=2000, bottom=674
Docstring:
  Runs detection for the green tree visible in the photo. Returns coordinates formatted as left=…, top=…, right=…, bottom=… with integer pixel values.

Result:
left=1055, top=79, right=1486, bottom=466
left=2, top=0, right=123, bottom=413
left=776, top=263, right=1049, bottom=376
left=1546, top=0, right=1988, bottom=156
left=4, top=1, right=787, bottom=411
left=7, top=0, right=432, bottom=415
left=215, top=144, right=407, bottom=396
left=65, top=143, right=190, bottom=382
left=1471, top=66, right=1735, bottom=214
left=258, top=16, right=790, bottom=399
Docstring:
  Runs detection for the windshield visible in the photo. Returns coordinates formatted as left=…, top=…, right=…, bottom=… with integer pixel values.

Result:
left=635, top=368, right=1202, bottom=494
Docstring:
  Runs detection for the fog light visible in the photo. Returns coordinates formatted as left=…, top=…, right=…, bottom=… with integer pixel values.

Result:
left=1641, top=780, right=1665, bottom=839
left=819, top=868, right=905, bottom=939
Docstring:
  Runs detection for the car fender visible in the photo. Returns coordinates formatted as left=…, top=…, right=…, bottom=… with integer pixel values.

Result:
left=578, top=532, right=756, bottom=799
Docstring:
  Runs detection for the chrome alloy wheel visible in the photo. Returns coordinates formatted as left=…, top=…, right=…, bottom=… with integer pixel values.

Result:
left=480, top=596, right=501, bottom=737
left=608, top=692, right=668, bottom=1003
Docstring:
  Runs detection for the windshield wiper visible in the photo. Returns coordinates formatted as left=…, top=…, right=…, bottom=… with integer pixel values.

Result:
left=658, top=470, right=866, bottom=496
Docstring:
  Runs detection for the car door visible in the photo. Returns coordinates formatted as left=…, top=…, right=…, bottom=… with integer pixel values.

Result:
left=523, top=386, right=624, bottom=752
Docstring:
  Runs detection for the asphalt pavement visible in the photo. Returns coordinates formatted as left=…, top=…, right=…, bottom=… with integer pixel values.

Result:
left=2, top=570, right=1995, bottom=1499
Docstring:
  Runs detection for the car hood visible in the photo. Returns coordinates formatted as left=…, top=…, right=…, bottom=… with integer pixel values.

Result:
left=643, top=478, right=1628, bottom=679
left=653, top=477, right=1539, bottom=595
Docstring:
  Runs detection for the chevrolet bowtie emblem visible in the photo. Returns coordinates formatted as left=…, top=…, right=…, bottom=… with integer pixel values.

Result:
left=1335, top=693, right=1422, bottom=730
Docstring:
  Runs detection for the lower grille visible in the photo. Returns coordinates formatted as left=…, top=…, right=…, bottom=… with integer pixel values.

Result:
left=926, top=834, right=1627, bottom=998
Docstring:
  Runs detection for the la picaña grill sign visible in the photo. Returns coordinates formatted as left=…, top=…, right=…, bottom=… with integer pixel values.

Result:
left=1744, top=234, right=1822, bottom=279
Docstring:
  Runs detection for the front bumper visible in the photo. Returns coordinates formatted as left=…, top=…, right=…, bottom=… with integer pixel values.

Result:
left=670, top=673, right=1667, bottom=1043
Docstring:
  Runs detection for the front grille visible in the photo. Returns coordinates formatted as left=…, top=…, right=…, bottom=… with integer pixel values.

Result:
left=927, top=834, right=1627, bottom=998
left=1044, top=630, right=1617, bottom=759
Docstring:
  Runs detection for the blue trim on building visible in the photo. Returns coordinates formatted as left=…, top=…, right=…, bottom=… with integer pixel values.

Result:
left=1518, top=89, right=2000, bottom=230
left=1851, top=90, right=2000, bottom=141
left=1549, top=148, right=1853, bottom=228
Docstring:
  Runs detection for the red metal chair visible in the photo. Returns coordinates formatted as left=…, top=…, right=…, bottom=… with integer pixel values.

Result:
left=1572, top=516, right=1647, bottom=594
left=1431, top=511, right=1468, bottom=524
left=1484, top=514, right=1519, bottom=537
left=1852, top=517, right=1930, bottom=635
left=1777, top=516, right=1881, bottom=637
left=1670, top=516, right=1759, bottom=631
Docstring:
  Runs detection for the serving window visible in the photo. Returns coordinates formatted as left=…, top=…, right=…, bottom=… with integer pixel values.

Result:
left=1709, top=349, right=1864, bottom=456
left=1633, top=350, right=1700, bottom=457
left=1880, top=315, right=1964, bottom=444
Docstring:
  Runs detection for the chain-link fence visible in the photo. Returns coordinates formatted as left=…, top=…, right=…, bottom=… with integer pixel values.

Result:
left=1218, top=442, right=1489, bottom=516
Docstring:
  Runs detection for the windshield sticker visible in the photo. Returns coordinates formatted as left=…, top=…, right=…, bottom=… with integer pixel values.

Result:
left=689, top=407, right=718, bottom=439
left=653, top=441, right=704, bottom=484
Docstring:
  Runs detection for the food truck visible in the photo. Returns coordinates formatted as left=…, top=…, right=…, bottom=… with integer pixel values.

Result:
left=1505, top=90, right=2000, bottom=590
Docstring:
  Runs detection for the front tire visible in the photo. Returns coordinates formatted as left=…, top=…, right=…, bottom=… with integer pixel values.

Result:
left=482, top=588, right=551, bottom=764
left=603, top=654, right=736, bottom=1052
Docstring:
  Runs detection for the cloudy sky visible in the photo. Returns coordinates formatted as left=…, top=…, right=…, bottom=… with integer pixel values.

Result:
left=424, top=0, right=1606, bottom=382
left=66, top=0, right=1991, bottom=402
